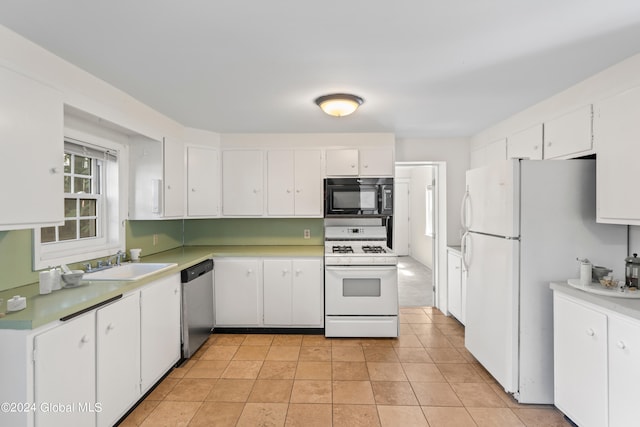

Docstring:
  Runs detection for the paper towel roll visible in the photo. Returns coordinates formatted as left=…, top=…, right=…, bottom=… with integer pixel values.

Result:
left=39, top=270, right=52, bottom=295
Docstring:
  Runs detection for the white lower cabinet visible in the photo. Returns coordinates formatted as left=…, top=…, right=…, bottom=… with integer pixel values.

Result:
left=214, top=258, right=262, bottom=326
left=215, top=257, right=324, bottom=328
left=553, top=291, right=640, bottom=427
left=553, top=293, right=607, bottom=427
left=96, top=293, right=140, bottom=427
left=0, top=274, right=182, bottom=427
left=264, top=258, right=323, bottom=326
left=140, top=274, right=182, bottom=393
left=446, top=250, right=466, bottom=325
left=34, top=312, right=96, bottom=427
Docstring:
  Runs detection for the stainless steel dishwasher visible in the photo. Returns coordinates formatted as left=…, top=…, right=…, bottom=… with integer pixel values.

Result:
left=181, top=259, right=214, bottom=359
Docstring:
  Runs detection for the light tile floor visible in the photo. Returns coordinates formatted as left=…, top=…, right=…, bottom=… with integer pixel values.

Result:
left=120, top=307, right=572, bottom=426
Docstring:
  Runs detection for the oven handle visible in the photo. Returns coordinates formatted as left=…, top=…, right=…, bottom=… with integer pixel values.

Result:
left=325, top=266, right=397, bottom=272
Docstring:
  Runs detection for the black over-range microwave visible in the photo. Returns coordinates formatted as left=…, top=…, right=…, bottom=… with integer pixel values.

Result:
left=324, top=178, right=393, bottom=217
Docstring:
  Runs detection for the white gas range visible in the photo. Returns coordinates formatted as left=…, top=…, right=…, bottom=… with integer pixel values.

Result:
left=324, top=226, right=399, bottom=337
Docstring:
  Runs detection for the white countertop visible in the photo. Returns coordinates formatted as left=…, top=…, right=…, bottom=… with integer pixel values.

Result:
left=551, top=281, right=640, bottom=321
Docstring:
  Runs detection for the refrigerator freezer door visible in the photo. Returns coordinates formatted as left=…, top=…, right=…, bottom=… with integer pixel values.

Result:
left=465, top=159, right=519, bottom=238
left=464, top=232, right=519, bottom=394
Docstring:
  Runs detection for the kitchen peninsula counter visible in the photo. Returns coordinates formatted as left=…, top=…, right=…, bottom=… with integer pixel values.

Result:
left=0, top=245, right=324, bottom=330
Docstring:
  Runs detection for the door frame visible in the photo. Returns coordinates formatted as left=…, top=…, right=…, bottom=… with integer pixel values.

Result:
left=395, top=161, right=447, bottom=312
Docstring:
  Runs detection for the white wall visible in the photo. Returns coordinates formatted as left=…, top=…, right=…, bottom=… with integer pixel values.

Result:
left=395, top=138, right=470, bottom=247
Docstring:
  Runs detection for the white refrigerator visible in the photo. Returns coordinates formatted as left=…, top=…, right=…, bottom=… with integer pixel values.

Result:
left=461, top=159, right=626, bottom=404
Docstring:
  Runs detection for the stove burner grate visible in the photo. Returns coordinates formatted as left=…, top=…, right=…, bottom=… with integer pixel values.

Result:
left=361, top=245, right=386, bottom=254
left=332, top=245, right=354, bottom=254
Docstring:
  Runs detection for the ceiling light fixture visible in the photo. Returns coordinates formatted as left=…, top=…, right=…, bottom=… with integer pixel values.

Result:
left=314, top=93, right=364, bottom=117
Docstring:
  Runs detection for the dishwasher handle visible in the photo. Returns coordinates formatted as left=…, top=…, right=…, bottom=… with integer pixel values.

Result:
left=181, top=259, right=214, bottom=283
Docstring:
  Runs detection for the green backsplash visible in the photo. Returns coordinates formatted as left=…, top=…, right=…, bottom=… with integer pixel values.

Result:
left=0, top=230, right=40, bottom=292
left=126, top=220, right=184, bottom=257
left=0, top=218, right=323, bottom=292
left=184, top=218, right=324, bottom=246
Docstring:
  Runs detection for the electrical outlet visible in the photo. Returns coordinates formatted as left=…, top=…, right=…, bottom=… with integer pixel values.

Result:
left=153, top=234, right=159, bottom=246
left=303, top=229, right=311, bottom=239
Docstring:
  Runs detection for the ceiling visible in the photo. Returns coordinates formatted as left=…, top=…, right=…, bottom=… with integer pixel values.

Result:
left=1, top=0, right=640, bottom=138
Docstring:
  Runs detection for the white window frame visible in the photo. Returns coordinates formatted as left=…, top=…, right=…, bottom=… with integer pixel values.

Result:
left=33, top=128, right=128, bottom=270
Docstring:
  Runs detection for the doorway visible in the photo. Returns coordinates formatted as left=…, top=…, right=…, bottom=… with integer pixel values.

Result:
left=394, top=162, right=445, bottom=308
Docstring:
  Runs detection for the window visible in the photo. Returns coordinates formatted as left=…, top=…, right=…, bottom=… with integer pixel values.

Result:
left=41, top=151, right=102, bottom=243
left=34, top=134, right=125, bottom=270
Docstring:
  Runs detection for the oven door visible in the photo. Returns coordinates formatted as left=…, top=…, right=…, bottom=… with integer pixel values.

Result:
left=325, top=266, right=398, bottom=315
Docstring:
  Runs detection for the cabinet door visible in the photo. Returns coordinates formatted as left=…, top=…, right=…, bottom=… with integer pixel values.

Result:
left=359, top=148, right=394, bottom=176
left=96, top=293, right=141, bottom=427
left=594, top=87, right=640, bottom=224
left=507, top=124, right=543, bottom=160
left=0, top=66, right=63, bottom=231
left=140, top=274, right=181, bottom=392
left=214, top=259, right=261, bottom=326
left=553, top=294, right=607, bottom=427
left=267, top=150, right=295, bottom=216
left=447, top=252, right=462, bottom=321
left=34, top=313, right=96, bottom=427
left=163, top=137, right=185, bottom=217
left=294, top=150, right=323, bottom=216
left=292, top=259, right=323, bottom=326
left=608, top=314, right=640, bottom=427
left=263, top=259, right=292, bottom=325
left=187, top=146, right=220, bottom=217
left=222, top=150, right=264, bottom=215
left=544, top=105, right=593, bottom=159
left=326, top=149, right=359, bottom=176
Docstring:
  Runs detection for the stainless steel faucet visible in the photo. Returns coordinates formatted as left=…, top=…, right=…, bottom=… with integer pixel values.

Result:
left=108, top=250, right=126, bottom=266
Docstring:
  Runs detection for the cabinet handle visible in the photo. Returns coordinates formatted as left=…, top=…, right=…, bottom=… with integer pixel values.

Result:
left=167, top=185, right=171, bottom=190
left=174, top=289, right=178, bottom=295
left=585, top=328, right=595, bottom=336
left=253, top=189, right=260, bottom=194
left=363, top=164, right=368, bottom=168
left=50, top=167, right=60, bottom=174
left=247, top=269, right=253, bottom=275
left=296, top=189, right=301, bottom=194
left=295, top=269, right=302, bottom=276
left=282, top=269, right=289, bottom=275
left=191, top=188, right=196, bottom=192
left=351, top=164, right=356, bottom=168
left=547, top=141, right=552, bottom=146
left=617, top=340, right=627, bottom=350
left=80, top=335, right=90, bottom=344
left=286, top=189, right=291, bottom=193
left=533, top=145, right=538, bottom=150
left=455, top=266, right=460, bottom=270
left=107, top=323, right=116, bottom=332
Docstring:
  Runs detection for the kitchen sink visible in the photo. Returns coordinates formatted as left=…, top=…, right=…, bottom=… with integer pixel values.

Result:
left=83, top=262, right=177, bottom=281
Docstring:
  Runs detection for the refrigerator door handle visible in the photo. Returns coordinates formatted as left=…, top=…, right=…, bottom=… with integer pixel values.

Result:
left=460, top=189, right=470, bottom=230
left=461, top=231, right=470, bottom=271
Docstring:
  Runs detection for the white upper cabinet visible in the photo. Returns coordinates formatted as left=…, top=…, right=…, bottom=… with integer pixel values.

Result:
left=0, top=66, right=63, bottom=231
left=593, top=86, right=640, bottom=225
left=326, top=148, right=359, bottom=176
left=222, top=150, right=264, bottom=216
left=162, top=137, right=185, bottom=218
left=326, top=147, right=394, bottom=177
left=129, top=136, right=185, bottom=219
left=187, top=146, right=220, bottom=217
left=543, top=105, right=593, bottom=159
left=507, top=124, right=543, bottom=160
left=359, top=147, right=395, bottom=176
left=267, top=149, right=322, bottom=217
